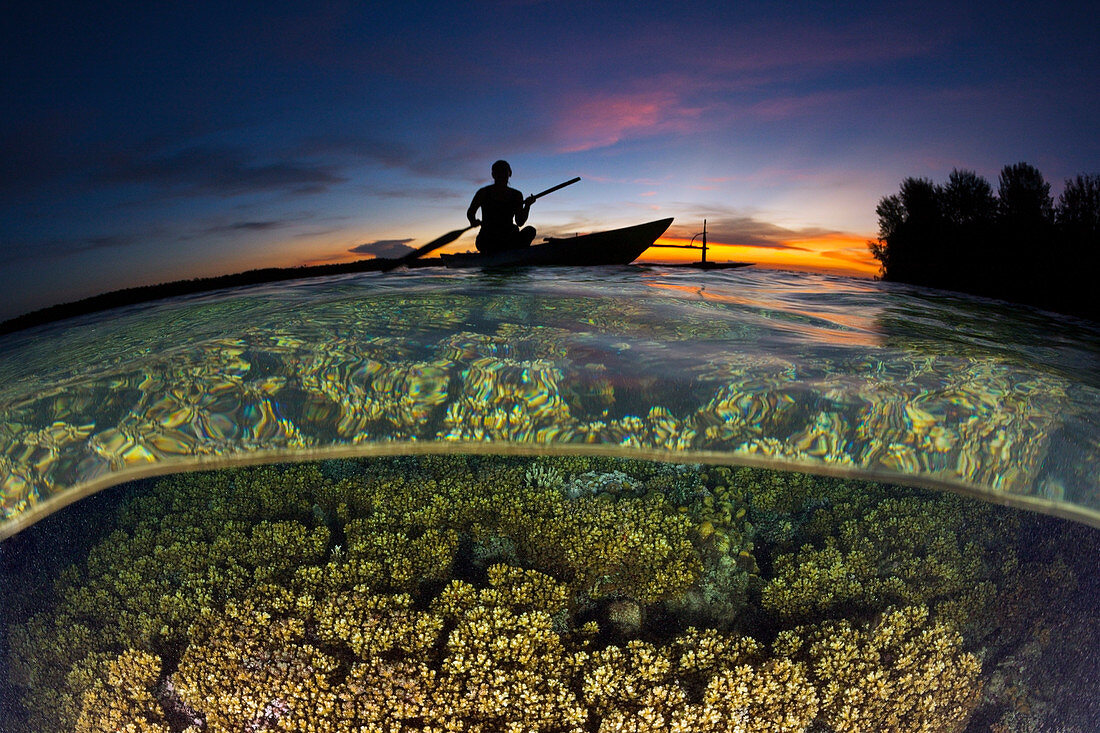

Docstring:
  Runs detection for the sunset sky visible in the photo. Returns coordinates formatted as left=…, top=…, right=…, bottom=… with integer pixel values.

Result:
left=2, top=1, right=1097, bottom=320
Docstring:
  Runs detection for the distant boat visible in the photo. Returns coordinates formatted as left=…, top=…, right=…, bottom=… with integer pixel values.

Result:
left=438, top=218, right=675, bottom=268
left=644, top=217, right=753, bottom=269
left=657, top=260, right=753, bottom=270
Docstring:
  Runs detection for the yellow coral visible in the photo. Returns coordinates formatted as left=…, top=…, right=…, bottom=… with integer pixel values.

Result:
left=172, top=598, right=340, bottom=731
left=434, top=604, right=587, bottom=731
left=74, top=650, right=169, bottom=733
left=315, top=587, right=443, bottom=659
left=803, top=605, right=981, bottom=733
left=335, top=658, right=438, bottom=725
left=759, top=482, right=1017, bottom=629
left=7, top=456, right=1058, bottom=733
left=672, top=658, right=818, bottom=732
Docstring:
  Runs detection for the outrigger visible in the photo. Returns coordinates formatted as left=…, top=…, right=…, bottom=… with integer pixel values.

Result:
left=645, top=219, right=753, bottom=270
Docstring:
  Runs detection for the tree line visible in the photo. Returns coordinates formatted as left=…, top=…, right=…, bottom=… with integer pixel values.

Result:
left=868, top=163, right=1100, bottom=320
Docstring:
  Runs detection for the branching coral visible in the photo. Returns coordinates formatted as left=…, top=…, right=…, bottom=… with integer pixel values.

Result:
left=579, top=632, right=818, bottom=733
left=314, top=587, right=443, bottom=660
left=326, top=454, right=703, bottom=606
left=172, top=598, right=340, bottom=731
left=73, top=649, right=170, bottom=733
left=776, top=605, right=982, bottom=733
left=757, top=476, right=1018, bottom=629
left=7, top=457, right=702, bottom=730
left=435, top=604, right=588, bottom=730
left=672, top=658, right=819, bottom=732
left=511, top=492, right=701, bottom=604
left=10, top=455, right=1085, bottom=733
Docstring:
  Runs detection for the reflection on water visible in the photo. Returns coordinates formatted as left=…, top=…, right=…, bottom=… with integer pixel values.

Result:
left=1, top=455, right=1096, bottom=731
left=1, top=267, right=1099, bottom=537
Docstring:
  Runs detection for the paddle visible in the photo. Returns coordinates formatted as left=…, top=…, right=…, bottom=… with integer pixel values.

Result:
left=529, top=176, right=581, bottom=201
left=379, top=225, right=477, bottom=272
left=381, top=177, right=581, bottom=271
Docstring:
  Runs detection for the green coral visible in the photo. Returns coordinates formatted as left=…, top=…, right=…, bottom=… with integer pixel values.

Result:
left=756, top=474, right=1019, bottom=629
left=667, top=468, right=760, bottom=627
left=9, top=464, right=337, bottom=730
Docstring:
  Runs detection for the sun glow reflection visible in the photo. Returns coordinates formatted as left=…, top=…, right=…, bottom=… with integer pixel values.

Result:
left=642, top=235, right=880, bottom=277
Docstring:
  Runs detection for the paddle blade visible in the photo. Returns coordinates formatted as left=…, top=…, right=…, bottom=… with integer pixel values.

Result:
left=381, top=225, right=475, bottom=272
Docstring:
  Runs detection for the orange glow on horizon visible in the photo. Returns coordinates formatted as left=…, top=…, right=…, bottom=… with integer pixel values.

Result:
left=641, top=233, right=880, bottom=277
left=281, top=229, right=881, bottom=280
left=294, top=251, right=366, bottom=268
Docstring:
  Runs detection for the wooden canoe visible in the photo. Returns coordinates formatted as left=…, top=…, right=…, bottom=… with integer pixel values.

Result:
left=438, top=218, right=674, bottom=268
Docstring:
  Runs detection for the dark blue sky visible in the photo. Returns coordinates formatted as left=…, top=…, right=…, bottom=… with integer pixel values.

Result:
left=2, top=1, right=1097, bottom=319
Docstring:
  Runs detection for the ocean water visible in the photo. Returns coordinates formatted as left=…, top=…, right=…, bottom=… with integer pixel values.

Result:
left=1, top=266, right=1098, bottom=731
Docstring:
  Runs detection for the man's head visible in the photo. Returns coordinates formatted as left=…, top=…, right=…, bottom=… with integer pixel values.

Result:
left=491, top=160, right=512, bottom=183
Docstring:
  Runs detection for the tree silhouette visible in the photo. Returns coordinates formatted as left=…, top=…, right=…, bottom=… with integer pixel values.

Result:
left=1057, top=174, right=1100, bottom=241
left=994, top=163, right=1054, bottom=301
left=941, top=169, right=997, bottom=228
left=997, top=162, right=1055, bottom=228
left=869, top=163, right=1097, bottom=321
left=939, top=169, right=996, bottom=291
left=868, top=193, right=903, bottom=275
left=1053, top=174, right=1100, bottom=316
left=869, top=178, right=942, bottom=285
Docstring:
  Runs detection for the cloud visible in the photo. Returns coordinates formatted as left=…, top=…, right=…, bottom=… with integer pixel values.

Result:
left=205, top=220, right=296, bottom=233
left=553, top=89, right=707, bottom=152
left=297, top=136, right=419, bottom=170
left=366, top=186, right=465, bottom=201
left=297, top=133, right=510, bottom=183
left=0, top=233, right=140, bottom=265
left=532, top=13, right=950, bottom=152
left=98, top=145, right=347, bottom=197
left=820, top=247, right=874, bottom=263
left=2, top=213, right=324, bottom=267
left=348, top=238, right=415, bottom=258
left=677, top=216, right=831, bottom=251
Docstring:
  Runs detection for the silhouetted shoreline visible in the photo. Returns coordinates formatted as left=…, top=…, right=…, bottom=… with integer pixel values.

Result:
left=0, top=257, right=418, bottom=336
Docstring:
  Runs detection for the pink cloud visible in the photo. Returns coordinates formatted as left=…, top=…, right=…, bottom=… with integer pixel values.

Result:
left=550, top=80, right=873, bottom=152
left=553, top=90, right=706, bottom=152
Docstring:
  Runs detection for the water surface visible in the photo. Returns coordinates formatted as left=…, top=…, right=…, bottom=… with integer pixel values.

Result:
left=1, top=266, right=1098, bottom=538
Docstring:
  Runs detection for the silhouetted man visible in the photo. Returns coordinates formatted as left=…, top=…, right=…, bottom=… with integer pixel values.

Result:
left=467, top=160, right=537, bottom=254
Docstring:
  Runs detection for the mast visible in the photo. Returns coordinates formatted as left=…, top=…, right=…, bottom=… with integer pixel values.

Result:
left=701, top=219, right=707, bottom=264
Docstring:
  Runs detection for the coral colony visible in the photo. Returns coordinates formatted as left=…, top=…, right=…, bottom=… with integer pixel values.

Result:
left=6, top=455, right=1098, bottom=731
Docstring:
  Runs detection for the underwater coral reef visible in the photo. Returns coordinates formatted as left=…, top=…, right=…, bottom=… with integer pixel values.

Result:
left=1, top=455, right=1097, bottom=732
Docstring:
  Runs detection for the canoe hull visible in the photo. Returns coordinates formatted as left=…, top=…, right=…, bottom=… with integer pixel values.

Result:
left=439, top=218, right=674, bottom=268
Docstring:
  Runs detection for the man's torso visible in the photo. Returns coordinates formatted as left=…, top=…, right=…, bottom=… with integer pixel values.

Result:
left=475, top=184, right=523, bottom=232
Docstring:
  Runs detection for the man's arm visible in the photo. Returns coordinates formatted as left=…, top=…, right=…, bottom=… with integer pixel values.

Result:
left=467, top=190, right=483, bottom=226
left=515, top=191, right=534, bottom=227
